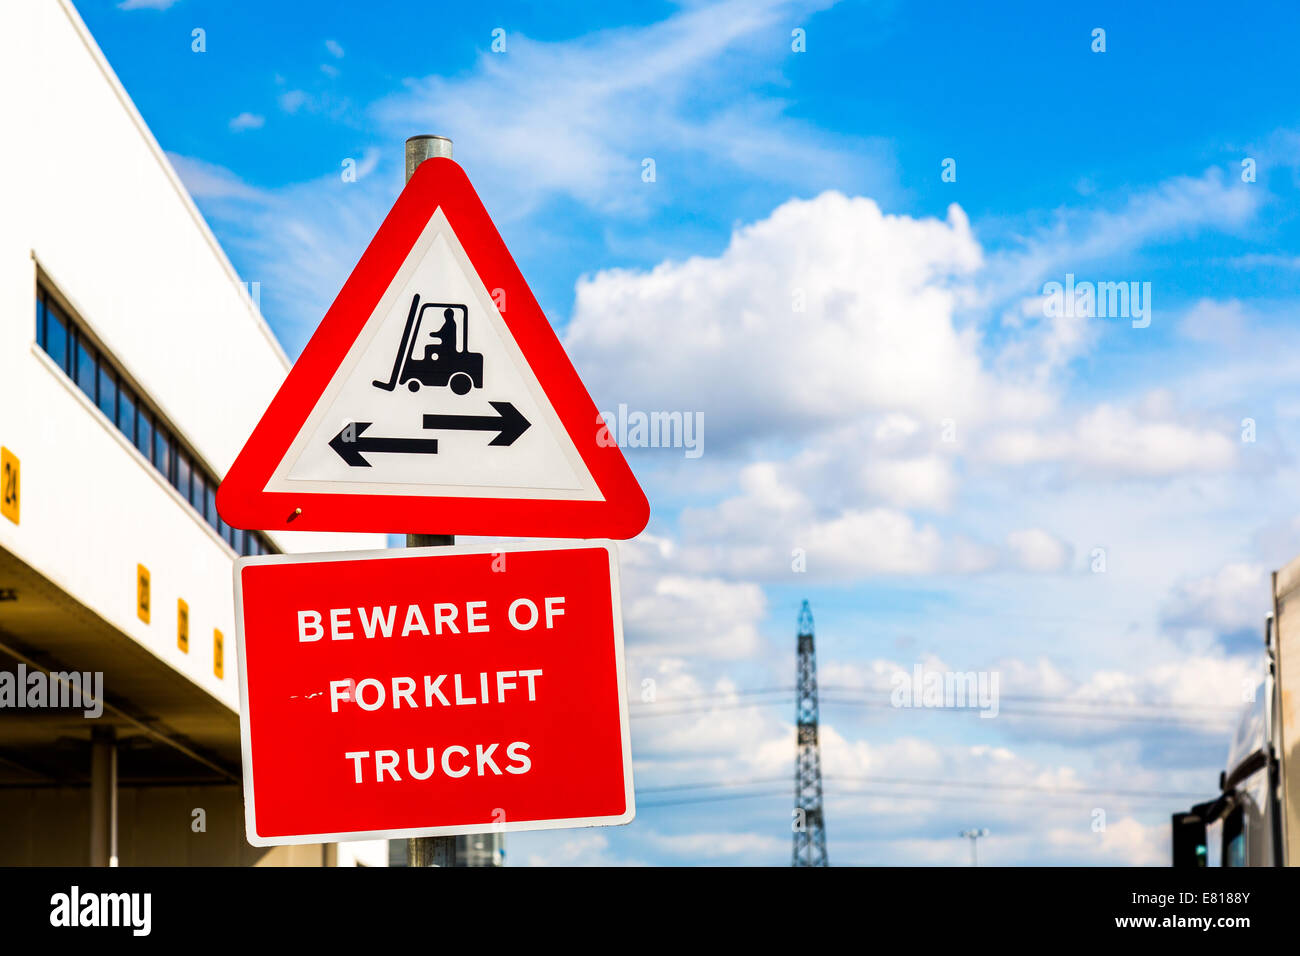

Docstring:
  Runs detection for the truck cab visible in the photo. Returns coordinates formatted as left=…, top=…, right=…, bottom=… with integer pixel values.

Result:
left=1173, top=616, right=1284, bottom=866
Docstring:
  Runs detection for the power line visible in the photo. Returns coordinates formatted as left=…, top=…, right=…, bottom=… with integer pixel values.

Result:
left=637, top=775, right=789, bottom=794
left=639, top=789, right=790, bottom=809
left=629, top=699, right=790, bottom=719
left=628, top=687, right=1237, bottom=728
left=635, top=777, right=1208, bottom=811
left=629, top=696, right=1234, bottom=729
left=817, top=696, right=1235, bottom=728
left=637, top=788, right=1197, bottom=811
left=821, top=685, right=1242, bottom=715
left=629, top=686, right=793, bottom=707
left=630, top=684, right=1240, bottom=717
left=825, top=774, right=1205, bottom=801
left=636, top=774, right=1204, bottom=801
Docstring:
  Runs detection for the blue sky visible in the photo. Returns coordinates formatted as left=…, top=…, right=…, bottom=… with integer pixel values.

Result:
left=84, top=0, right=1300, bottom=865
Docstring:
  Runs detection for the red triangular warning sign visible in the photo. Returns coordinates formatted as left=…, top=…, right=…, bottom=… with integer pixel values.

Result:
left=217, top=158, right=649, bottom=539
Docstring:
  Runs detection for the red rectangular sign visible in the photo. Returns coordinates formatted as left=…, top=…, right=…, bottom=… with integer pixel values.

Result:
left=233, top=542, right=634, bottom=846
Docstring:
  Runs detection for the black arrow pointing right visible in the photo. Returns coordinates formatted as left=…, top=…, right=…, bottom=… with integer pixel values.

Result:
left=423, top=401, right=531, bottom=447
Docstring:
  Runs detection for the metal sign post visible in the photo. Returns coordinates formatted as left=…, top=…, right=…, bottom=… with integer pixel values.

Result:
left=219, top=133, right=644, bottom=866
left=405, top=134, right=456, bottom=869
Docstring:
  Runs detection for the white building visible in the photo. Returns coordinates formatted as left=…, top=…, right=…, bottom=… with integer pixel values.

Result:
left=0, top=0, right=388, bottom=865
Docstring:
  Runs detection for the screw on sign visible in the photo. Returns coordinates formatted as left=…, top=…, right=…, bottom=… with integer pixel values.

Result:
left=232, top=542, right=634, bottom=844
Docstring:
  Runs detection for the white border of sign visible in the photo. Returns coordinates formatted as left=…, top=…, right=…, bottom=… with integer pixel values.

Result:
left=232, top=539, right=635, bottom=847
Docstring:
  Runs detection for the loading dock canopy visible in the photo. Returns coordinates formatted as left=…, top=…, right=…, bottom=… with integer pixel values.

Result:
left=0, top=544, right=239, bottom=788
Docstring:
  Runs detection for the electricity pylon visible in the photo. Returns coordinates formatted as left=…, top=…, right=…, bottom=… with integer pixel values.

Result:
left=792, top=600, right=829, bottom=866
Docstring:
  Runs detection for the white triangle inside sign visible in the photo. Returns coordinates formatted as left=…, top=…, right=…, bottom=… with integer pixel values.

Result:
left=264, top=207, right=602, bottom=502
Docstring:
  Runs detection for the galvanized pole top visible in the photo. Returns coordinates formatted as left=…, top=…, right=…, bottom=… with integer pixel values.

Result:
left=405, top=135, right=453, bottom=183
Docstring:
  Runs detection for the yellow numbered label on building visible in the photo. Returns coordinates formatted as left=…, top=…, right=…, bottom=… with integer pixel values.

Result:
left=136, top=564, right=151, bottom=623
left=177, top=598, right=189, bottom=653
left=213, top=629, right=224, bottom=679
left=1, top=447, right=19, bottom=525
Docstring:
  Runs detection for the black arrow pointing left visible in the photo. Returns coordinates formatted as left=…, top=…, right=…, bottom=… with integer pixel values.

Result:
left=329, top=422, right=439, bottom=467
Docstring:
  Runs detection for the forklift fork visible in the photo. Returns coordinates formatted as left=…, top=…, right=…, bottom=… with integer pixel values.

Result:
left=373, top=293, right=422, bottom=391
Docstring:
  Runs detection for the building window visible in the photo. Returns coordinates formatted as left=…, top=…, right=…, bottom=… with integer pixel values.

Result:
left=117, top=385, right=136, bottom=444
left=190, top=470, right=207, bottom=518
left=135, top=406, right=153, bottom=462
left=74, top=333, right=95, bottom=400
left=35, top=281, right=277, bottom=558
left=175, top=450, right=192, bottom=503
left=38, top=295, right=70, bottom=373
left=97, top=362, right=117, bottom=423
left=153, top=427, right=172, bottom=482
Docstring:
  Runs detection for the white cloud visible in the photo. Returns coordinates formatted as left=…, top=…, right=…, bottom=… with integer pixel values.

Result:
left=624, top=574, right=767, bottom=660
left=520, top=832, right=639, bottom=866
left=325, top=39, right=345, bottom=59
left=802, top=508, right=946, bottom=574
left=614, top=535, right=769, bottom=660
left=1228, top=253, right=1300, bottom=270
left=1252, top=514, right=1300, bottom=568
left=812, top=651, right=1249, bottom=736
left=979, top=168, right=1262, bottom=393
left=168, top=148, right=388, bottom=352
left=980, top=398, right=1238, bottom=478
left=564, top=169, right=1258, bottom=473
left=1179, top=298, right=1251, bottom=345
left=672, top=460, right=984, bottom=579
left=857, top=816, right=1168, bottom=866
left=666, top=451, right=1088, bottom=579
left=1075, top=655, right=1258, bottom=716
left=812, top=728, right=1185, bottom=865
left=273, top=87, right=351, bottom=118
left=983, top=167, right=1262, bottom=304
left=228, top=112, right=265, bottom=133
left=371, top=0, right=883, bottom=218
left=278, top=89, right=309, bottom=114
left=631, top=680, right=792, bottom=773
left=1044, top=816, right=1168, bottom=866
left=861, top=455, right=957, bottom=511
left=1006, top=528, right=1072, bottom=572
left=646, top=831, right=786, bottom=860
left=568, top=193, right=1045, bottom=447
left=1161, top=562, right=1270, bottom=638
left=167, top=153, right=268, bottom=202
left=998, top=287, right=1100, bottom=385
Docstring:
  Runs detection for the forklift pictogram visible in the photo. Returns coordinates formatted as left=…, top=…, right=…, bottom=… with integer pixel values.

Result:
left=373, top=294, right=484, bottom=395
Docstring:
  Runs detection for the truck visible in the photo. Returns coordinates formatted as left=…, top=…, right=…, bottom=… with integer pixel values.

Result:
left=1173, top=556, right=1300, bottom=866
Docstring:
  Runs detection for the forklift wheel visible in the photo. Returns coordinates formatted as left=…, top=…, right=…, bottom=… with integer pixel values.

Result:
left=407, top=380, right=420, bottom=393
left=449, top=373, right=472, bottom=396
